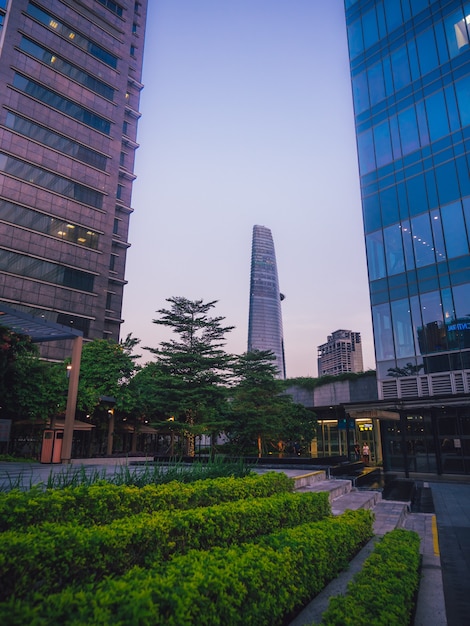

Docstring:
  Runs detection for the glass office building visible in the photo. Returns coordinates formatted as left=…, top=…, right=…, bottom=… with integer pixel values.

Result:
left=248, top=225, right=286, bottom=379
left=345, top=1, right=470, bottom=474
left=0, top=0, right=147, bottom=360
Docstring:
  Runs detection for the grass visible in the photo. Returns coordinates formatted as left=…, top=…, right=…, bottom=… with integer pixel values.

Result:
left=0, top=456, right=252, bottom=492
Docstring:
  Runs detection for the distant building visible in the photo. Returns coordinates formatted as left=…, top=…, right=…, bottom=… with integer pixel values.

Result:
left=0, top=0, right=148, bottom=360
left=317, top=330, right=364, bottom=377
left=248, top=225, right=286, bottom=378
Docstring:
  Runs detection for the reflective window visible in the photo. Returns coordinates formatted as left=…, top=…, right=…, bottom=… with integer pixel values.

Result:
left=380, top=185, right=399, bottom=227
left=425, top=91, right=450, bottom=142
left=0, top=151, right=103, bottom=209
left=383, top=0, right=403, bottom=33
left=391, top=298, right=415, bottom=358
left=419, top=291, right=447, bottom=352
left=0, top=249, right=94, bottom=292
left=401, top=220, right=416, bottom=270
left=366, top=230, right=386, bottom=280
left=373, top=302, right=395, bottom=361
left=430, top=210, right=447, bottom=261
left=411, top=213, right=435, bottom=267
left=363, top=194, right=382, bottom=233
left=13, top=73, right=111, bottom=135
left=27, top=3, right=118, bottom=69
left=384, top=224, right=405, bottom=275
left=363, top=7, right=379, bottom=50
left=352, top=71, right=369, bottom=114
left=357, top=128, right=375, bottom=175
left=0, top=199, right=99, bottom=248
left=453, top=283, right=470, bottom=322
left=374, top=120, right=393, bottom=167
left=391, top=45, right=411, bottom=91
left=406, top=174, right=427, bottom=217
left=97, top=0, right=123, bottom=16
left=20, top=37, right=115, bottom=100
left=435, top=161, right=459, bottom=206
left=455, top=74, right=470, bottom=127
left=398, top=106, right=420, bottom=155
left=347, top=18, right=364, bottom=59
left=416, top=27, right=439, bottom=75
left=441, top=201, right=469, bottom=258
left=368, top=61, right=386, bottom=106
left=5, top=112, right=107, bottom=170
left=444, top=6, right=469, bottom=58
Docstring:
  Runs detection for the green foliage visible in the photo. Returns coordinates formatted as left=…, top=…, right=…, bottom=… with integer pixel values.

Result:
left=77, top=338, right=138, bottom=414
left=286, top=370, right=376, bottom=391
left=144, top=297, right=235, bottom=454
left=0, top=490, right=330, bottom=600
left=0, top=471, right=294, bottom=530
left=227, top=350, right=316, bottom=455
left=0, top=509, right=373, bottom=625
left=319, top=529, right=421, bottom=626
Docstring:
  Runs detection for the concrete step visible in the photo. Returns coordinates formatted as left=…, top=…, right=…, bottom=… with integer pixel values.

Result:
left=295, top=478, right=353, bottom=502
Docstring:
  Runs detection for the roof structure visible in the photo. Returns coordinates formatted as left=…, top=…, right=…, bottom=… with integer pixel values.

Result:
left=0, top=303, right=82, bottom=342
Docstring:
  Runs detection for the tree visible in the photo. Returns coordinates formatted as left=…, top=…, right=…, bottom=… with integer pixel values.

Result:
left=145, top=297, right=234, bottom=456
left=0, top=326, right=65, bottom=424
left=227, top=350, right=316, bottom=457
left=76, top=338, right=139, bottom=455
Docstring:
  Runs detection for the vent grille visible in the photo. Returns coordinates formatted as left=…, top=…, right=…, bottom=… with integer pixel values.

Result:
left=382, top=379, right=398, bottom=399
left=400, top=378, right=418, bottom=397
left=419, top=377, right=430, bottom=396
left=454, top=372, right=465, bottom=394
left=430, top=374, right=452, bottom=395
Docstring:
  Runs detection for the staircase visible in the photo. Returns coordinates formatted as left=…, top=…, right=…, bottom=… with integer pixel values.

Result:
left=292, top=470, right=409, bottom=535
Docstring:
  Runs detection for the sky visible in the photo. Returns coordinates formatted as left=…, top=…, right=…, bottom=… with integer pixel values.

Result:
left=121, top=0, right=375, bottom=378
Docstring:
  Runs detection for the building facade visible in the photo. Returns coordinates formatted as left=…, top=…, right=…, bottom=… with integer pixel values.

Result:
left=317, top=329, right=364, bottom=376
left=345, top=0, right=470, bottom=474
left=248, top=224, right=286, bottom=378
left=0, top=0, right=147, bottom=360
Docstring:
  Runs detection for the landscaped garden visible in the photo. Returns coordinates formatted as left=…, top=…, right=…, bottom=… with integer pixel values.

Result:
left=0, top=468, right=421, bottom=625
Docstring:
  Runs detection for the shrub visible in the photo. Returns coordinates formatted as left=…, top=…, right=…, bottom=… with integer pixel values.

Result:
left=0, top=490, right=330, bottom=601
left=319, top=528, right=421, bottom=626
left=0, top=509, right=374, bottom=625
left=0, top=471, right=294, bottom=531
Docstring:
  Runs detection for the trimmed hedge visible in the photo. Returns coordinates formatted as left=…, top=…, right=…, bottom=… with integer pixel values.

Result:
left=0, top=471, right=294, bottom=531
left=0, top=509, right=374, bottom=626
left=319, top=528, right=421, bottom=626
left=0, top=490, right=330, bottom=601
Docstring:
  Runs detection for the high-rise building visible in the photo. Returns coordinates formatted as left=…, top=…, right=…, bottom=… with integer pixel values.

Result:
left=345, top=1, right=470, bottom=474
left=318, top=329, right=364, bottom=377
left=248, top=225, right=286, bottom=378
left=0, top=0, right=147, bottom=360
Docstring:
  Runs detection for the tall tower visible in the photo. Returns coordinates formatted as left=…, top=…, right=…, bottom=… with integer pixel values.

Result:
left=345, top=0, right=470, bottom=401
left=317, top=330, right=364, bottom=377
left=0, top=0, right=148, bottom=359
left=248, top=225, right=286, bottom=379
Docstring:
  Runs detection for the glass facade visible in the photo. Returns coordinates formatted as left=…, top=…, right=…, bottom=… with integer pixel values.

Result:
left=345, top=0, right=470, bottom=397
left=248, top=225, right=286, bottom=379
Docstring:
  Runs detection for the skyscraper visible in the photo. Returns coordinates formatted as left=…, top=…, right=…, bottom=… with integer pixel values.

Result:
left=0, top=0, right=147, bottom=360
left=248, top=225, right=286, bottom=379
left=317, top=330, right=364, bottom=377
left=345, top=1, right=470, bottom=474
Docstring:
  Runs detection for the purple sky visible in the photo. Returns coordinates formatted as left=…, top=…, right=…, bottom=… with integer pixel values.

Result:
left=121, top=0, right=375, bottom=377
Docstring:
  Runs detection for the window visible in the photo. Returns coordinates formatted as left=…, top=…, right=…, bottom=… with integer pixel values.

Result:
left=96, top=0, right=123, bottom=17
left=130, top=45, right=136, bottom=57
left=13, top=73, right=111, bottom=135
left=20, top=36, right=115, bottom=100
left=0, top=198, right=100, bottom=249
left=5, top=112, right=108, bottom=171
left=0, top=151, right=103, bottom=209
left=27, top=3, right=118, bottom=69
left=0, top=249, right=94, bottom=292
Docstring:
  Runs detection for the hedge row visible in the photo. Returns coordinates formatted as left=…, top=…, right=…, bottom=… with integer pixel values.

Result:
left=0, top=471, right=294, bottom=531
left=0, top=509, right=374, bottom=626
left=0, top=490, right=330, bottom=601
left=319, top=528, right=421, bottom=626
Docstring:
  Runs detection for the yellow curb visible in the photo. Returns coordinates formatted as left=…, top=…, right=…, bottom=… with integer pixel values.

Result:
left=432, top=514, right=440, bottom=556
